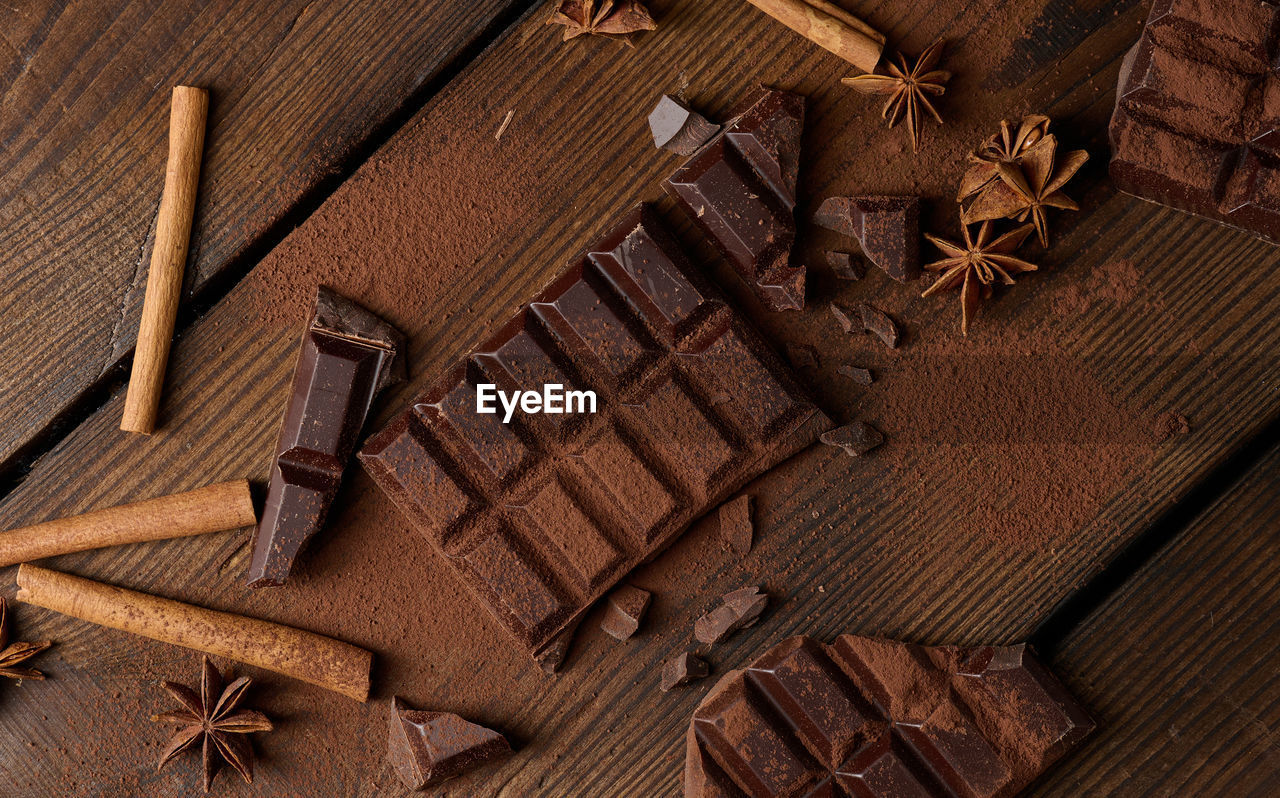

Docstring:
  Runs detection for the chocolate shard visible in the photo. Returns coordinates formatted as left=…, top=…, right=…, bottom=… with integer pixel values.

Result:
left=784, top=343, right=819, bottom=370
left=831, top=302, right=900, bottom=349
left=662, top=651, right=710, bottom=692
left=358, top=204, right=831, bottom=665
left=1110, top=0, right=1280, bottom=244
left=694, top=585, right=768, bottom=645
left=600, top=584, right=652, bottom=641
left=650, top=95, right=721, bottom=156
left=684, top=635, right=1095, bottom=798
left=820, top=421, right=884, bottom=457
left=665, top=88, right=807, bottom=312
left=388, top=697, right=511, bottom=791
left=826, top=250, right=865, bottom=281
left=837, top=364, right=873, bottom=385
left=248, top=287, right=404, bottom=588
left=717, top=494, right=753, bottom=556
left=815, top=196, right=921, bottom=282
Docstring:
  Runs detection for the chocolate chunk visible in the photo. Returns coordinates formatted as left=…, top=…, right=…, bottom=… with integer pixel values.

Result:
left=662, top=652, right=710, bottom=692
left=694, top=585, right=768, bottom=645
left=814, top=196, right=921, bottom=282
left=536, top=616, right=581, bottom=674
left=1110, top=1, right=1280, bottom=244
left=600, top=584, right=652, bottom=641
left=820, top=421, right=884, bottom=457
left=684, top=635, right=1095, bottom=798
left=248, top=287, right=404, bottom=588
left=649, top=95, right=721, bottom=156
left=666, top=88, right=807, bottom=312
left=783, top=343, right=819, bottom=370
left=831, top=302, right=900, bottom=349
left=359, top=205, right=831, bottom=664
left=837, top=364, right=873, bottom=385
left=717, top=494, right=753, bottom=556
left=826, top=250, right=864, bottom=280
left=388, top=697, right=511, bottom=791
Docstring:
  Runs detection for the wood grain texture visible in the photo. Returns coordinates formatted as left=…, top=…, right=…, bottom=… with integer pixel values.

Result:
left=0, top=0, right=1276, bottom=795
left=0, top=0, right=528, bottom=466
left=1035, top=445, right=1280, bottom=797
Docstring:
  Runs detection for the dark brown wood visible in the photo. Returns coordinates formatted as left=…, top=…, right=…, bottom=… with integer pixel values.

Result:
left=0, top=0, right=528, bottom=468
left=0, top=0, right=1277, bottom=796
left=1035, top=445, right=1280, bottom=796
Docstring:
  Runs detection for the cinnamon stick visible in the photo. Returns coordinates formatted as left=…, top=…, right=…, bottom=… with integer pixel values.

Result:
left=744, top=0, right=885, bottom=74
left=15, top=565, right=372, bottom=701
left=0, top=480, right=255, bottom=568
left=121, top=85, right=209, bottom=434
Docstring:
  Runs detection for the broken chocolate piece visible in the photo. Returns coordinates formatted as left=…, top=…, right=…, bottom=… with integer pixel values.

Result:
left=665, top=88, right=807, bottom=312
left=694, top=586, right=768, bottom=645
left=717, top=495, right=753, bottom=556
left=650, top=95, right=721, bottom=156
left=820, top=421, right=884, bottom=457
left=359, top=205, right=831, bottom=664
left=784, top=343, right=819, bottom=370
left=600, top=584, right=652, bottom=641
left=248, top=287, right=404, bottom=588
left=684, top=634, right=1095, bottom=798
left=662, top=652, right=710, bottom=692
left=1110, top=0, right=1280, bottom=244
left=831, top=302, right=900, bottom=349
left=536, top=615, right=582, bottom=674
left=814, top=196, right=921, bottom=282
left=826, top=250, right=865, bottom=280
left=388, top=697, right=511, bottom=790
left=837, top=364, right=873, bottom=385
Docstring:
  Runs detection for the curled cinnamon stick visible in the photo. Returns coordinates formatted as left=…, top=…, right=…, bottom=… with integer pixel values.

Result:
left=15, top=565, right=371, bottom=701
left=0, top=480, right=255, bottom=568
left=744, top=0, right=885, bottom=73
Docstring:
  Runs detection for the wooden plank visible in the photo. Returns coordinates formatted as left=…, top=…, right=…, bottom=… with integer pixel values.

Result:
left=1034, top=445, right=1280, bottom=796
left=0, top=0, right=1277, bottom=795
left=0, top=0, right=530, bottom=470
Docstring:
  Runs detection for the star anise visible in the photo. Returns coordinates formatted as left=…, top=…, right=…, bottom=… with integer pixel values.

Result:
left=922, top=222, right=1038, bottom=335
left=957, top=114, right=1052, bottom=202
left=843, top=40, right=950, bottom=152
left=0, top=597, right=51, bottom=681
left=962, top=135, right=1089, bottom=247
left=547, top=0, right=656, bottom=42
left=152, top=656, right=273, bottom=793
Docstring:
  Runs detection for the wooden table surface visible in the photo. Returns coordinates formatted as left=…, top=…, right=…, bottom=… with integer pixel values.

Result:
left=1, top=0, right=1277, bottom=796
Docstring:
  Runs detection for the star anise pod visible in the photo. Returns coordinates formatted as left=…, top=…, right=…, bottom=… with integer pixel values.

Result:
left=842, top=40, right=950, bottom=152
left=922, top=222, right=1038, bottom=335
left=152, top=656, right=273, bottom=793
left=547, top=0, right=656, bottom=42
left=957, top=114, right=1052, bottom=202
left=0, top=597, right=51, bottom=681
left=962, top=135, right=1089, bottom=247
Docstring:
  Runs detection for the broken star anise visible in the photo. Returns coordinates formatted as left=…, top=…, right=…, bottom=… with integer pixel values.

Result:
left=957, top=114, right=1052, bottom=202
left=962, top=134, right=1089, bottom=247
left=843, top=40, right=950, bottom=152
left=547, top=0, right=656, bottom=42
left=922, top=222, right=1038, bottom=335
left=152, top=656, right=273, bottom=793
left=0, top=597, right=51, bottom=682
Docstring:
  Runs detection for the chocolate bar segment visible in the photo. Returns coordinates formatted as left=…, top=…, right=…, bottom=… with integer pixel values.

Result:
left=665, top=89, right=806, bottom=311
left=248, top=287, right=404, bottom=588
left=359, top=206, right=830, bottom=662
left=1109, top=0, right=1280, bottom=243
left=814, top=196, right=921, bottom=282
left=685, top=634, right=1094, bottom=798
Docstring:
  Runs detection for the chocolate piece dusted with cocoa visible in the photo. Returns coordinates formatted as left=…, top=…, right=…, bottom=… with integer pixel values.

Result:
left=248, top=287, right=404, bottom=588
left=694, top=585, right=768, bottom=645
left=650, top=95, right=721, bottom=156
left=536, top=616, right=582, bottom=674
left=820, top=421, right=884, bottom=457
left=1110, top=0, right=1280, bottom=244
left=665, top=88, right=807, bottom=312
left=838, top=364, right=873, bottom=385
left=601, top=584, right=652, bottom=641
left=388, top=697, right=511, bottom=791
left=718, top=494, right=753, bottom=556
left=662, top=652, right=710, bottom=692
left=831, top=302, right=900, bottom=349
left=359, top=205, right=830, bottom=664
left=684, top=635, right=1095, bottom=798
left=826, top=250, right=865, bottom=280
left=784, top=343, right=819, bottom=370
left=814, top=196, right=921, bottom=282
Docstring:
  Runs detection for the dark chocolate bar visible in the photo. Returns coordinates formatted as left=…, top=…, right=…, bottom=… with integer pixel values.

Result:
left=248, top=287, right=404, bottom=588
left=685, top=634, right=1094, bottom=798
left=358, top=205, right=830, bottom=662
left=1110, top=0, right=1280, bottom=243
left=665, top=88, right=807, bottom=312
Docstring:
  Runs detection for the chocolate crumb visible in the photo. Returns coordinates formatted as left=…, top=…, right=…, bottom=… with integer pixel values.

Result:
left=784, top=343, right=820, bottom=370
left=838, top=364, right=874, bottom=385
left=1155, top=411, right=1192, bottom=442
left=648, top=95, right=720, bottom=156
left=694, top=586, right=768, bottom=645
left=717, top=495, right=754, bottom=556
left=535, top=617, right=581, bottom=674
left=820, top=422, right=884, bottom=457
left=826, top=250, right=865, bottom=280
left=600, top=584, right=652, bottom=641
left=661, top=652, right=709, bottom=691
left=857, top=303, right=900, bottom=348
